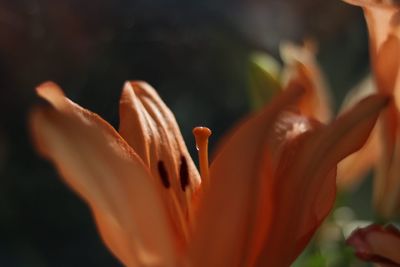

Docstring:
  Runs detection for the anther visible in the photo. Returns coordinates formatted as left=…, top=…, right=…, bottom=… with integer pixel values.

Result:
left=157, top=161, right=170, bottom=188
left=179, top=156, right=189, bottom=191
left=193, top=126, right=212, bottom=186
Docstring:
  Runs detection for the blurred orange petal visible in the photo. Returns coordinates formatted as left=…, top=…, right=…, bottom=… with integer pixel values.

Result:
left=280, top=41, right=333, bottom=123
left=373, top=37, right=400, bottom=219
left=343, top=0, right=400, bottom=137
left=344, top=0, right=400, bottom=218
left=337, top=130, right=379, bottom=189
left=337, top=76, right=380, bottom=189
left=254, top=112, right=324, bottom=267
left=255, top=94, right=388, bottom=267
left=374, top=121, right=400, bottom=218
left=190, top=81, right=386, bottom=267
left=302, top=95, right=388, bottom=182
left=343, top=0, right=400, bottom=57
left=189, top=84, right=305, bottom=267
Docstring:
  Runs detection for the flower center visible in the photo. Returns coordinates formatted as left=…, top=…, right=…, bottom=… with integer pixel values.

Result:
left=193, top=126, right=212, bottom=186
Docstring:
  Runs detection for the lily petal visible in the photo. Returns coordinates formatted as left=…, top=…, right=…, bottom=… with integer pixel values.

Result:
left=253, top=111, right=323, bottom=267
left=337, top=76, right=380, bottom=189
left=343, top=0, right=400, bottom=56
left=344, top=0, right=400, bottom=218
left=373, top=36, right=400, bottom=219
left=374, top=121, right=400, bottom=218
left=30, top=84, right=176, bottom=266
left=337, top=129, right=379, bottom=189
left=189, top=84, right=305, bottom=267
left=281, top=41, right=333, bottom=123
left=347, top=224, right=400, bottom=266
left=344, top=0, right=400, bottom=104
left=254, top=94, right=388, bottom=267
left=119, top=81, right=201, bottom=244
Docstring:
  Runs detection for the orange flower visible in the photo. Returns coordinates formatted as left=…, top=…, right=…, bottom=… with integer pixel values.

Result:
left=30, top=81, right=386, bottom=266
left=279, top=41, right=375, bottom=189
left=347, top=224, right=400, bottom=266
left=344, top=0, right=400, bottom=218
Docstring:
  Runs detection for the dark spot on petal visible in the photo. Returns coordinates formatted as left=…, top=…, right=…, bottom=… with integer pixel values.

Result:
left=179, top=156, right=189, bottom=191
left=157, top=161, right=170, bottom=188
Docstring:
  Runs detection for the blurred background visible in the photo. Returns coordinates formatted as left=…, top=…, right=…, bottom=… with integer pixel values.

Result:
left=0, top=0, right=375, bottom=266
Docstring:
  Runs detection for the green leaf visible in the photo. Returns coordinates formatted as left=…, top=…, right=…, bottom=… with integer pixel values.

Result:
left=248, top=52, right=282, bottom=110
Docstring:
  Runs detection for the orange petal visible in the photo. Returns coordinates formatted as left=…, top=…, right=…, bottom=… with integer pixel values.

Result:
left=337, top=128, right=380, bottom=189
left=253, top=112, right=324, bottom=267
left=344, top=0, right=400, bottom=219
left=347, top=224, right=400, bottom=266
left=343, top=0, right=400, bottom=56
left=119, top=81, right=201, bottom=244
left=254, top=94, right=388, bottom=267
left=343, top=0, right=400, bottom=115
left=344, top=0, right=400, bottom=115
left=36, top=81, right=116, bottom=132
left=280, top=41, right=333, bottom=123
left=374, top=118, right=400, bottom=218
left=30, top=94, right=177, bottom=266
left=188, top=85, right=305, bottom=267
left=337, top=76, right=380, bottom=189
left=374, top=36, right=400, bottom=159
left=374, top=52, right=400, bottom=219
left=375, top=34, right=400, bottom=97
left=299, top=94, right=388, bottom=182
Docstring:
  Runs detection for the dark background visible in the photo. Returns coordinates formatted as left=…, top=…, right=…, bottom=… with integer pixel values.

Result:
left=0, top=0, right=368, bottom=266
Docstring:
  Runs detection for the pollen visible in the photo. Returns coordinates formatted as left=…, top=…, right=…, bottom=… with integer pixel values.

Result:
left=193, top=126, right=212, bottom=186
left=179, top=156, right=189, bottom=191
left=157, top=160, right=170, bottom=188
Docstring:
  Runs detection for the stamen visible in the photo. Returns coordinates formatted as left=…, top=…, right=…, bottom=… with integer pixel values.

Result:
left=157, top=161, right=170, bottom=188
left=179, top=156, right=189, bottom=191
left=193, top=126, right=212, bottom=186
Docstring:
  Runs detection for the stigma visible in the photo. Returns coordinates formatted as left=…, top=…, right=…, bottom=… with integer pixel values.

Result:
left=193, top=126, right=212, bottom=187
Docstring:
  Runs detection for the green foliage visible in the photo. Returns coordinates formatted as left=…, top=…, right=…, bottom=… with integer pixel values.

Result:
left=248, top=52, right=282, bottom=110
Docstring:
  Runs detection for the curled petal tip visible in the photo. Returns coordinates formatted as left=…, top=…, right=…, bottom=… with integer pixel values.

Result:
left=123, top=81, right=165, bottom=105
left=121, top=81, right=134, bottom=95
left=127, top=81, right=155, bottom=95
left=129, top=80, right=149, bottom=87
left=35, top=81, right=67, bottom=109
left=123, top=81, right=157, bottom=96
left=36, top=81, right=65, bottom=96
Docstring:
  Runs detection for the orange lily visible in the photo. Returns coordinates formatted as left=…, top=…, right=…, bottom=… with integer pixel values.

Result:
left=347, top=224, right=400, bottom=266
left=30, top=81, right=386, bottom=267
left=278, top=41, right=374, bottom=189
left=344, top=0, right=400, bottom=218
